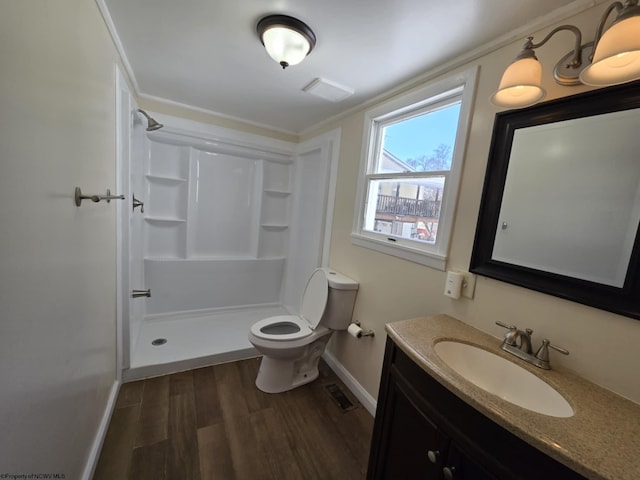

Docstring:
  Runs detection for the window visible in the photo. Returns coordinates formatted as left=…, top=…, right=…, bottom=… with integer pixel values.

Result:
left=352, top=67, right=478, bottom=270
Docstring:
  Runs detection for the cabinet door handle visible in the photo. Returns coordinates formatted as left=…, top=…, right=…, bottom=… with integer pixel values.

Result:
left=442, top=466, right=456, bottom=480
left=427, top=450, right=439, bottom=464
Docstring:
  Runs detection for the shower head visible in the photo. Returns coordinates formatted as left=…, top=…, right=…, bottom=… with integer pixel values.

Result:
left=137, top=109, right=163, bottom=131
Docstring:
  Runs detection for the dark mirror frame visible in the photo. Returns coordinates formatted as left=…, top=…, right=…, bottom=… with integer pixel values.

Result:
left=470, top=81, right=640, bottom=321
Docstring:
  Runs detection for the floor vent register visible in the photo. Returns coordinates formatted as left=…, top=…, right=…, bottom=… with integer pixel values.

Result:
left=325, top=383, right=357, bottom=412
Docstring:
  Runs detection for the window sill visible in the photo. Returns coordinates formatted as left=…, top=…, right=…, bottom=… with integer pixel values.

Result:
left=350, top=233, right=446, bottom=271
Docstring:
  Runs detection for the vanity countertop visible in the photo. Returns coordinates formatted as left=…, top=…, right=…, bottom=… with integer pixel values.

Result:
left=386, top=314, right=640, bottom=480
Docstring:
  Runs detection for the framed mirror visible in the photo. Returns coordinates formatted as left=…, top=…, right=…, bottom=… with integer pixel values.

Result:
left=470, top=81, right=640, bottom=320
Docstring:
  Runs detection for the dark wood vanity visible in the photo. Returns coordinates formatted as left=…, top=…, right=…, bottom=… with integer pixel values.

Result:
left=367, top=337, right=586, bottom=480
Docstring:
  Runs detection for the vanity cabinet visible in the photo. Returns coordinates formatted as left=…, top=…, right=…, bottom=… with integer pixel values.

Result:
left=367, top=338, right=585, bottom=480
left=376, top=376, right=494, bottom=480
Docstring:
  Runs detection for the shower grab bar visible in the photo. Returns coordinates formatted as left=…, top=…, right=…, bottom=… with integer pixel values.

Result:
left=75, top=187, right=125, bottom=207
left=131, top=289, right=151, bottom=298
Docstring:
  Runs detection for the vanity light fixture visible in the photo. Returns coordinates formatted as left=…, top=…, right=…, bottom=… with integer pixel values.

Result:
left=257, top=14, right=316, bottom=69
left=491, top=0, right=640, bottom=108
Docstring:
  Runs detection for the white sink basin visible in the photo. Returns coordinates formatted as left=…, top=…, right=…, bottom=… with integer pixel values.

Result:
left=434, top=341, right=574, bottom=418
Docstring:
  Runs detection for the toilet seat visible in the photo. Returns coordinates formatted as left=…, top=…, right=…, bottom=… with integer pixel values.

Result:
left=250, top=269, right=329, bottom=341
left=250, top=315, right=312, bottom=341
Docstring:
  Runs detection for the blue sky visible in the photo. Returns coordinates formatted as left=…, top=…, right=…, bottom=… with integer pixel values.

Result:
left=382, top=103, right=461, bottom=162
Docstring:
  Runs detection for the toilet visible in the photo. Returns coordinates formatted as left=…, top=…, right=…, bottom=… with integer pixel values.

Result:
left=248, top=267, right=359, bottom=393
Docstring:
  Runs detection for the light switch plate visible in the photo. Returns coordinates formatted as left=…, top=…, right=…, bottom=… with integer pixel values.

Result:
left=444, top=271, right=464, bottom=299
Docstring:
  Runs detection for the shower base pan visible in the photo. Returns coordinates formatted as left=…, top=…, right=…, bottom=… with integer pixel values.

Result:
left=123, top=304, right=289, bottom=382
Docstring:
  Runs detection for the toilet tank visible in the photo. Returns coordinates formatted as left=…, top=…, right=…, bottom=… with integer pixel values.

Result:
left=320, top=268, right=359, bottom=330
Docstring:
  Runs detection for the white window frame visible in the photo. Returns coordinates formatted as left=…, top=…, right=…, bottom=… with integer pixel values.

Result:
left=351, top=66, right=478, bottom=270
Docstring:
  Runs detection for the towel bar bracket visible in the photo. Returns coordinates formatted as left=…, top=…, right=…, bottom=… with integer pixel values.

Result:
left=75, top=187, right=125, bottom=207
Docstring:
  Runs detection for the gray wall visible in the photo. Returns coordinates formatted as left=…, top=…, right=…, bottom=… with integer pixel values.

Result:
left=0, top=1, right=121, bottom=477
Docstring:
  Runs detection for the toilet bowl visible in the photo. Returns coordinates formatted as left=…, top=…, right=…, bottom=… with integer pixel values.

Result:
left=248, top=268, right=358, bottom=393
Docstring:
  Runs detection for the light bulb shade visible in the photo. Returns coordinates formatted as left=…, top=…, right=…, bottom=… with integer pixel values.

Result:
left=262, top=27, right=310, bottom=66
left=257, top=15, right=316, bottom=68
left=491, top=57, right=546, bottom=108
left=579, top=16, right=640, bottom=86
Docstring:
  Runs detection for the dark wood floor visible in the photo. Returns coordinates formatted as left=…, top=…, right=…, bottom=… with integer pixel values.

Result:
left=93, top=358, right=374, bottom=480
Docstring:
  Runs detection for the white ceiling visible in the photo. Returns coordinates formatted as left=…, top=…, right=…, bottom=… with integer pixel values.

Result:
left=101, top=0, right=585, bottom=134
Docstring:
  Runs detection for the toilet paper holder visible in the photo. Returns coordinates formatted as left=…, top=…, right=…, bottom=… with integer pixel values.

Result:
left=349, top=321, right=375, bottom=338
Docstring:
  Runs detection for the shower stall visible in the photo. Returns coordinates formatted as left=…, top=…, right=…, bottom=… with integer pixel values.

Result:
left=117, top=103, right=339, bottom=381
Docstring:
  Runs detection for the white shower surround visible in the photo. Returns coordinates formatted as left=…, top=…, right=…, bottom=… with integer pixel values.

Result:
left=121, top=113, right=340, bottom=381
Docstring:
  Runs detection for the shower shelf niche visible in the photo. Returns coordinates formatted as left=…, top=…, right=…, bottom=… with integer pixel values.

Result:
left=263, top=189, right=291, bottom=196
left=260, top=224, right=288, bottom=230
left=144, top=217, right=186, bottom=224
left=140, top=134, right=296, bottom=260
left=258, top=161, right=292, bottom=258
left=141, top=141, right=190, bottom=259
left=145, top=174, right=187, bottom=183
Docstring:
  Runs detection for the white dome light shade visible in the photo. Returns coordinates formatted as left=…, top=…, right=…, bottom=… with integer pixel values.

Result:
left=257, top=15, right=316, bottom=69
left=262, top=27, right=310, bottom=67
left=491, top=56, right=546, bottom=108
left=580, top=16, right=640, bottom=86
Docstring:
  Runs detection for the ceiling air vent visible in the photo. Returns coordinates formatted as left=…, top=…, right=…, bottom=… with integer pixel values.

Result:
left=303, top=78, right=354, bottom=102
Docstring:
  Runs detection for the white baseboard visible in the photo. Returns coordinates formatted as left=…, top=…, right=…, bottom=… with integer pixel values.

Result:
left=81, top=380, right=121, bottom=480
left=322, top=350, right=377, bottom=416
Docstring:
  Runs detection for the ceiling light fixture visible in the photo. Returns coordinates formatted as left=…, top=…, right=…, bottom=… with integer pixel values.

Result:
left=257, top=14, right=316, bottom=69
left=491, top=0, right=640, bottom=108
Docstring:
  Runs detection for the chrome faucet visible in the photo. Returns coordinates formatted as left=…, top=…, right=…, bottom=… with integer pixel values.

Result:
left=496, top=321, right=569, bottom=370
left=496, top=321, right=532, bottom=352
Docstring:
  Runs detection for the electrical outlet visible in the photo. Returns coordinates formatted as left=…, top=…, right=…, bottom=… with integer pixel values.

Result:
left=461, top=272, right=476, bottom=299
